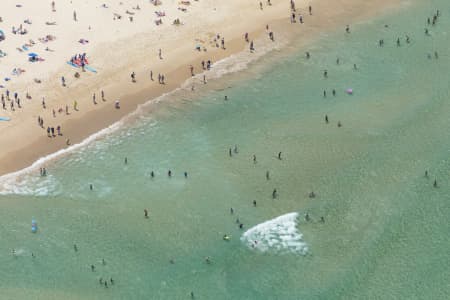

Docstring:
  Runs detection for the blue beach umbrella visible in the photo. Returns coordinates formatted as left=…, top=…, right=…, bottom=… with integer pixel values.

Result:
left=28, top=52, right=38, bottom=57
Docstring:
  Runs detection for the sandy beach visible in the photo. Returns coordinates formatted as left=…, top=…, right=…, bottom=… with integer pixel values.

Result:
left=0, top=0, right=402, bottom=176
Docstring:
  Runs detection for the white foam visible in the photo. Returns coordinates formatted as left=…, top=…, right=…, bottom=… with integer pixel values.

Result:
left=241, top=212, right=308, bottom=255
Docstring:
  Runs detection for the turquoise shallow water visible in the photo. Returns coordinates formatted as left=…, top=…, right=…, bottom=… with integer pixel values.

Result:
left=1, top=0, right=449, bottom=299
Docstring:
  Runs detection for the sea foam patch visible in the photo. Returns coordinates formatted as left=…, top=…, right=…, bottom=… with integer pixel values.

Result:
left=241, top=212, right=308, bottom=255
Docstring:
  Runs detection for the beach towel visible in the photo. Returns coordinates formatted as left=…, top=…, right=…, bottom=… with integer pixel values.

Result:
left=0, top=117, right=11, bottom=121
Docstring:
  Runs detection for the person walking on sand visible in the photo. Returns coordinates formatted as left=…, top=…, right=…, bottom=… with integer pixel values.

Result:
left=131, top=72, right=136, bottom=83
left=73, top=11, right=77, bottom=21
left=158, top=48, right=162, bottom=59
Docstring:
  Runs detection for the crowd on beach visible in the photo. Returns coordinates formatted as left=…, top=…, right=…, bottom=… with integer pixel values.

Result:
left=5, top=1, right=446, bottom=296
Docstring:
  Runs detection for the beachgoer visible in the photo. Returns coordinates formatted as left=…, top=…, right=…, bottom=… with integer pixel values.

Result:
left=253, top=155, right=257, bottom=163
left=266, top=171, right=270, bottom=180
left=253, top=200, right=256, bottom=207
left=272, top=188, right=277, bottom=199
left=325, top=115, right=329, bottom=123
left=144, top=209, right=148, bottom=218
left=278, top=152, right=282, bottom=160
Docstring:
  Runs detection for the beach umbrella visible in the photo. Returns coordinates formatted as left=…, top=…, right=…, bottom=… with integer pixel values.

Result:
left=28, top=52, right=38, bottom=57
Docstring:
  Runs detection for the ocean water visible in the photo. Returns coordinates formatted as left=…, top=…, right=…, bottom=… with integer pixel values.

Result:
left=1, top=0, right=449, bottom=299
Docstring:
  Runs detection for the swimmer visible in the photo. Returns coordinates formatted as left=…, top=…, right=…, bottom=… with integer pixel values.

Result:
left=278, top=152, right=282, bottom=160
left=191, top=291, right=195, bottom=299
left=73, top=244, right=78, bottom=252
left=91, top=265, right=95, bottom=272
left=144, top=209, right=149, bottom=218
left=325, top=115, right=329, bottom=123
left=433, top=179, right=438, bottom=188
left=345, top=25, right=350, bottom=33
left=151, top=171, right=155, bottom=178
left=205, top=256, right=211, bottom=264
left=104, top=281, right=108, bottom=288
left=309, top=191, right=316, bottom=198
left=89, top=184, right=93, bottom=191
left=99, top=278, right=103, bottom=284
left=332, top=89, right=336, bottom=96
left=110, top=278, right=114, bottom=285
left=224, top=95, right=228, bottom=101
left=124, top=157, right=128, bottom=164
left=272, top=188, right=277, bottom=199
left=320, top=216, right=325, bottom=223
left=305, top=213, right=310, bottom=221
left=233, top=145, right=238, bottom=154
left=253, top=155, right=257, bottom=163
left=253, top=200, right=257, bottom=207
left=184, top=172, right=188, bottom=178
left=168, top=170, right=172, bottom=177
left=337, top=121, right=342, bottom=127
left=323, top=90, right=327, bottom=98
left=229, top=148, right=232, bottom=157
left=305, top=52, right=310, bottom=59
left=266, top=171, right=270, bottom=180
left=230, top=207, right=234, bottom=214
left=239, top=223, right=244, bottom=229
left=323, top=70, right=328, bottom=78
left=425, top=170, right=429, bottom=178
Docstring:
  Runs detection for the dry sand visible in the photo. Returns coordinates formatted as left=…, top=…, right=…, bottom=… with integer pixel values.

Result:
left=0, top=0, right=404, bottom=176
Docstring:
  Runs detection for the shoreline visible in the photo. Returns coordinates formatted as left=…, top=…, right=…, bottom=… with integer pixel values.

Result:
left=0, top=0, right=405, bottom=178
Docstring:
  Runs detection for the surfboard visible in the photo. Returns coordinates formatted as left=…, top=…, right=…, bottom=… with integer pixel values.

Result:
left=85, top=65, right=97, bottom=73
